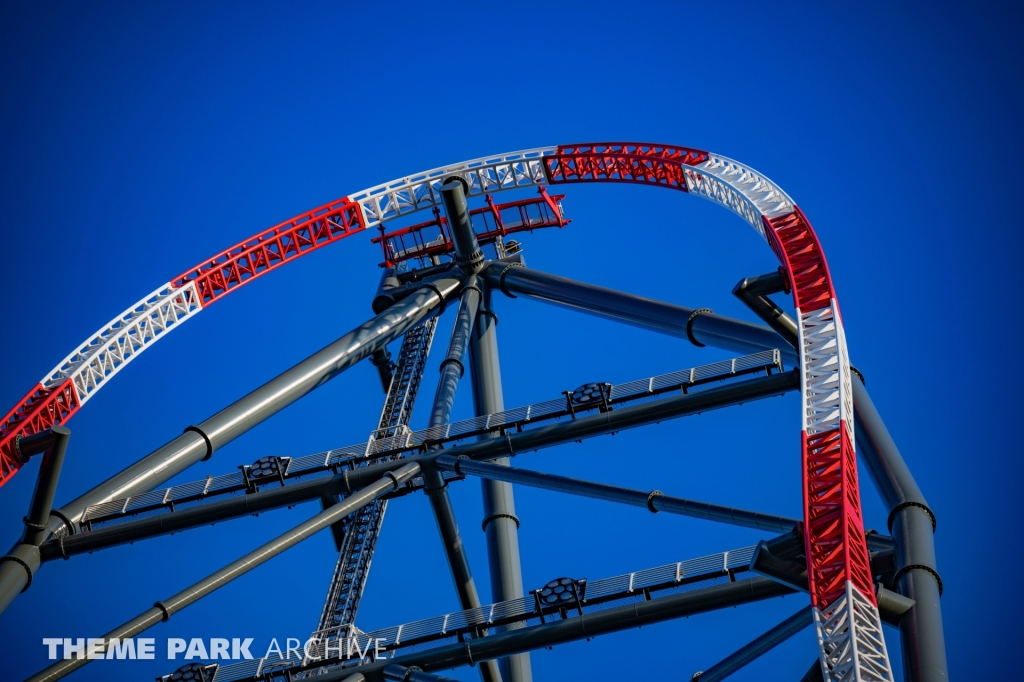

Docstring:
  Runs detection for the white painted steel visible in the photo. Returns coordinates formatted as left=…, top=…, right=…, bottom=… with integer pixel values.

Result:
left=813, top=583, right=893, bottom=682
left=347, top=147, right=558, bottom=228
left=39, top=282, right=202, bottom=405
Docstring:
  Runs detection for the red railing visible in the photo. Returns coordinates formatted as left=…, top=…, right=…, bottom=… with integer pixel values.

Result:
left=371, top=188, right=569, bottom=267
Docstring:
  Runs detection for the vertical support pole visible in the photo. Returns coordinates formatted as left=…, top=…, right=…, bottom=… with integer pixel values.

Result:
left=440, top=179, right=484, bottom=275
left=851, top=376, right=948, bottom=682
left=422, top=279, right=502, bottom=682
left=468, top=282, right=532, bottom=682
left=0, top=426, right=71, bottom=614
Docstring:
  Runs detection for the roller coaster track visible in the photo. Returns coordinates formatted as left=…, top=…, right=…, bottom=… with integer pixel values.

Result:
left=2, top=142, right=892, bottom=680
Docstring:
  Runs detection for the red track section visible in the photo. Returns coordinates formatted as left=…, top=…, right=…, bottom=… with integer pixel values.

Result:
left=765, top=208, right=836, bottom=313
left=765, top=208, right=874, bottom=609
left=172, top=197, right=365, bottom=305
left=802, top=425, right=875, bottom=609
left=0, top=380, right=80, bottom=481
left=544, top=142, right=708, bottom=189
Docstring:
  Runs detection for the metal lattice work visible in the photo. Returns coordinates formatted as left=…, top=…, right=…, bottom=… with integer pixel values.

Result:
left=2, top=142, right=947, bottom=682
left=315, top=319, right=437, bottom=638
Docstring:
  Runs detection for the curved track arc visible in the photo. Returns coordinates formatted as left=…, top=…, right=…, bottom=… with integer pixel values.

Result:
left=0, top=140, right=891, bottom=680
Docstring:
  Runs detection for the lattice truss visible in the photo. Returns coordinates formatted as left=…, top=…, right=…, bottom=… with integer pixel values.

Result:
left=316, top=320, right=437, bottom=637
left=1, top=141, right=913, bottom=682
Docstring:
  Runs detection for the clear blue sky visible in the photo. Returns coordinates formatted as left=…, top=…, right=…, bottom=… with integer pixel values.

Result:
left=1, top=1, right=1020, bottom=679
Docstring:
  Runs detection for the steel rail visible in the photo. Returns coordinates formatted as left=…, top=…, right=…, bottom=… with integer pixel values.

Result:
left=74, top=349, right=782, bottom=532
left=37, top=371, right=799, bottom=561
left=311, top=576, right=795, bottom=682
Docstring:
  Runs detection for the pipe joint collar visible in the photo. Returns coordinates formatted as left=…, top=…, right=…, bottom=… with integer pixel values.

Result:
left=892, top=563, right=944, bottom=596
left=497, top=263, right=524, bottom=298
left=686, top=309, right=713, bottom=347
left=482, top=512, right=520, bottom=532
left=887, top=500, right=936, bottom=533
left=0, top=552, right=35, bottom=591
left=184, top=426, right=214, bottom=461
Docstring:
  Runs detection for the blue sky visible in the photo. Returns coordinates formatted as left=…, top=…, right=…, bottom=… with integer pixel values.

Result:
left=1, top=1, right=1020, bottom=679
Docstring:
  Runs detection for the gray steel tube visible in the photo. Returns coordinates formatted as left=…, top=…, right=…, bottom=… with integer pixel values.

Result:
left=0, top=427, right=71, bottom=614
left=421, top=275, right=502, bottom=682
left=38, top=371, right=799, bottom=561
left=468, top=281, right=531, bottom=682
left=0, top=543, right=40, bottom=616
left=314, top=576, right=795, bottom=682
left=428, top=277, right=481, bottom=429
left=441, top=180, right=483, bottom=273
left=45, top=276, right=462, bottom=539
left=480, top=263, right=796, bottom=365
left=435, top=456, right=799, bottom=534
left=690, top=606, right=813, bottom=682
left=851, top=376, right=947, bottom=682
left=25, top=463, right=421, bottom=682
left=732, top=271, right=799, bottom=349
left=22, top=426, right=72, bottom=545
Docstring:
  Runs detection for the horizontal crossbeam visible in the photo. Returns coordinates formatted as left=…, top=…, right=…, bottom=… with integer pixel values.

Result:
left=39, top=371, right=799, bottom=560
left=434, top=455, right=799, bottom=533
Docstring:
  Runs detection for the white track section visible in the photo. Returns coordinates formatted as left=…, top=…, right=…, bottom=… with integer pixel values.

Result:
left=40, top=283, right=202, bottom=405
left=796, top=302, right=854, bottom=442
left=814, top=584, right=894, bottom=682
left=348, top=147, right=558, bottom=228
left=684, top=154, right=795, bottom=238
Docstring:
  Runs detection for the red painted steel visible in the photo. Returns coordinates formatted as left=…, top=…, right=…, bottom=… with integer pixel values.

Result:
left=801, top=426, right=876, bottom=609
left=372, top=190, right=569, bottom=267
left=765, top=207, right=875, bottom=610
left=764, top=208, right=836, bottom=314
left=173, top=197, right=365, bottom=305
left=0, top=380, right=80, bottom=485
left=544, top=142, right=708, bottom=190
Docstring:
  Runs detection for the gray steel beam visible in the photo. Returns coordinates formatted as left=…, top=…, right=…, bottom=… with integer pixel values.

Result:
left=852, top=375, right=947, bottom=682
left=312, top=576, right=795, bottom=682
left=441, top=180, right=484, bottom=274
left=420, top=278, right=502, bottom=682
left=486, top=262, right=947, bottom=679
left=435, top=455, right=799, bottom=534
left=690, top=605, right=813, bottom=682
left=480, top=263, right=797, bottom=365
left=0, top=426, right=71, bottom=615
left=25, top=463, right=421, bottom=682
left=467, top=281, right=531, bottom=682
left=38, top=371, right=799, bottom=561
left=44, top=274, right=462, bottom=540
left=731, top=270, right=798, bottom=348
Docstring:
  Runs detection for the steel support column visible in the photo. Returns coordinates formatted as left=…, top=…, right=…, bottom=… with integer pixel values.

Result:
left=468, top=280, right=531, bottom=682
left=0, top=426, right=71, bottom=613
left=852, top=376, right=947, bottom=682
left=25, top=463, right=422, bottom=682
left=420, top=276, right=502, bottom=682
